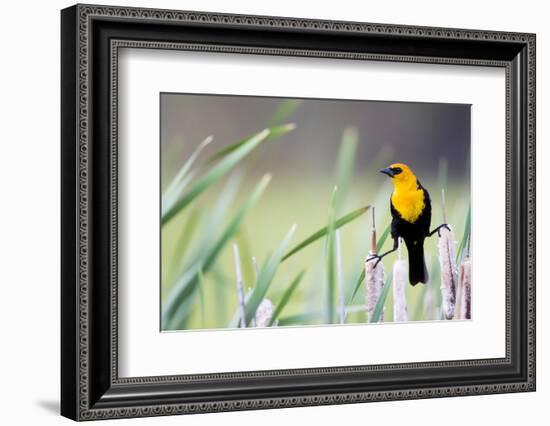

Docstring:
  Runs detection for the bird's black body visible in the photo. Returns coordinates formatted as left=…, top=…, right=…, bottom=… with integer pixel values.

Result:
left=390, top=180, right=431, bottom=285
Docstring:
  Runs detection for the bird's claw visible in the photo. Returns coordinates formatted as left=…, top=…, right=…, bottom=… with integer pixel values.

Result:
left=438, top=223, right=451, bottom=237
left=365, top=254, right=382, bottom=268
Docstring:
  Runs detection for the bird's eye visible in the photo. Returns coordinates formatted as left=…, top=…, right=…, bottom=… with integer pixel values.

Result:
left=391, top=167, right=403, bottom=175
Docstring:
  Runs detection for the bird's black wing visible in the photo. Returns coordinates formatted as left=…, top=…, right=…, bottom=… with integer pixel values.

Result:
left=390, top=195, right=399, bottom=220
left=416, top=180, right=431, bottom=236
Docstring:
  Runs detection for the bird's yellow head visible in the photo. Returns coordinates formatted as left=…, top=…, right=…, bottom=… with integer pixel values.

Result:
left=380, top=163, right=418, bottom=188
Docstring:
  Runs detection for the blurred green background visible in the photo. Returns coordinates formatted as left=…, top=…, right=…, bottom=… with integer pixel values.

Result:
left=160, top=93, right=471, bottom=331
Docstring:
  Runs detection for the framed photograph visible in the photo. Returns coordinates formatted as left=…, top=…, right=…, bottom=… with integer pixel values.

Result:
left=61, top=4, right=536, bottom=421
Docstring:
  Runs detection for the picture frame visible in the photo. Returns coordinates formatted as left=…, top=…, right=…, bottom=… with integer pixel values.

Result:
left=61, top=3, right=536, bottom=421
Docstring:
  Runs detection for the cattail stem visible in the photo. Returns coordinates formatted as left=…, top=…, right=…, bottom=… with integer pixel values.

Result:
left=393, top=238, right=408, bottom=322
left=441, top=189, right=447, bottom=224
left=336, top=230, right=346, bottom=324
left=232, top=243, right=247, bottom=328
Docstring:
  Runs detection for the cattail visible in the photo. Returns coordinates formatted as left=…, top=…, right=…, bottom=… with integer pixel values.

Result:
left=255, top=298, right=275, bottom=327
left=232, top=243, right=247, bottom=328
left=438, top=225, right=457, bottom=320
left=437, top=227, right=458, bottom=320
left=393, top=238, right=408, bottom=322
left=365, top=207, right=385, bottom=322
left=458, top=258, right=472, bottom=319
left=456, top=242, right=472, bottom=320
left=365, top=259, right=384, bottom=322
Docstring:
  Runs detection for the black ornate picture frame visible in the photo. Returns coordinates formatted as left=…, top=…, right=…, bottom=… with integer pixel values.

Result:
left=61, top=3, right=536, bottom=421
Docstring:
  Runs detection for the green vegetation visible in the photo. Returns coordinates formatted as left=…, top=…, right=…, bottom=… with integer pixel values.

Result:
left=161, top=100, right=471, bottom=331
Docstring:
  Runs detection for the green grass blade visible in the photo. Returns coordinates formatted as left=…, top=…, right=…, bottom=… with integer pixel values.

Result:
left=344, top=305, right=367, bottom=314
left=345, top=264, right=365, bottom=306
left=334, top=127, right=358, bottom=213
left=437, top=157, right=448, bottom=196
left=166, top=209, right=200, bottom=281
left=325, top=128, right=358, bottom=323
left=162, top=135, right=213, bottom=202
left=165, top=294, right=196, bottom=331
left=244, top=224, right=297, bottom=325
left=169, top=174, right=241, bottom=283
left=190, top=173, right=242, bottom=259
left=370, top=271, right=393, bottom=323
left=347, top=269, right=365, bottom=306
left=282, top=205, right=370, bottom=261
left=277, top=312, right=320, bottom=326
left=267, top=100, right=302, bottom=127
left=456, top=203, right=471, bottom=262
left=268, top=270, right=305, bottom=326
left=235, top=228, right=255, bottom=292
left=162, top=174, right=271, bottom=329
left=206, top=123, right=296, bottom=164
left=228, top=224, right=297, bottom=328
left=211, top=266, right=229, bottom=324
left=376, top=224, right=391, bottom=253
left=197, top=266, right=206, bottom=328
left=162, top=128, right=275, bottom=225
left=325, top=187, right=338, bottom=324
left=162, top=171, right=197, bottom=211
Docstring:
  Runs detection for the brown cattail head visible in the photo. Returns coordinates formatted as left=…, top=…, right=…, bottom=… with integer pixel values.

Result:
left=255, top=298, right=275, bottom=327
left=438, top=226, right=458, bottom=320
left=365, top=257, right=385, bottom=322
left=393, top=239, right=408, bottom=322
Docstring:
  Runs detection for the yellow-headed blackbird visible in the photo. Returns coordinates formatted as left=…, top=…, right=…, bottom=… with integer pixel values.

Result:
left=370, top=163, right=448, bottom=286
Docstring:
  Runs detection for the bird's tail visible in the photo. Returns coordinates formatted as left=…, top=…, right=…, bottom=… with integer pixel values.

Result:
left=406, top=240, right=428, bottom=285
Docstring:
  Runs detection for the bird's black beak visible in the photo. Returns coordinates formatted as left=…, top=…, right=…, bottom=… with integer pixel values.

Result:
left=380, top=167, right=394, bottom=178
